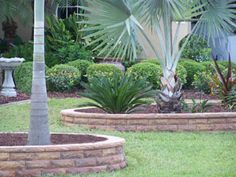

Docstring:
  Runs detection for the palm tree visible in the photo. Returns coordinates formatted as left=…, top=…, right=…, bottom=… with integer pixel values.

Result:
left=80, top=0, right=236, bottom=113
left=28, top=0, right=50, bottom=145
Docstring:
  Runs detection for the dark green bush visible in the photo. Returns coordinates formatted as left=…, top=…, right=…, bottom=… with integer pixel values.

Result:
left=47, top=64, right=81, bottom=92
left=80, top=74, right=154, bottom=114
left=180, top=35, right=212, bottom=62
left=3, top=42, right=33, bottom=61
left=179, top=59, right=205, bottom=88
left=14, top=62, right=33, bottom=94
left=176, top=64, right=187, bottom=86
left=14, top=62, right=48, bottom=94
left=87, top=64, right=123, bottom=81
left=68, top=60, right=94, bottom=78
left=192, top=71, right=212, bottom=94
left=127, top=63, right=162, bottom=89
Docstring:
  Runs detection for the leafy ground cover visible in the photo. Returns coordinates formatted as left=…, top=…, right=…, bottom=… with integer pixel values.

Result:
left=0, top=98, right=236, bottom=177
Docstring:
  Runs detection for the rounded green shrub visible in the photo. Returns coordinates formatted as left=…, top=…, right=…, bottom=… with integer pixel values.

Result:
left=14, top=62, right=33, bottom=94
left=86, top=64, right=123, bottom=81
left=47, top=64, right=81, bottom=92
left=127, top=63, right=162, bottom=89
left=67, top=60, right=94, bottom=79
left=180, top=35, right=212, bottom=62
left=179, top=59, right=205, bottom=88
left=141, top=59, right=160, bottom=65
left=176, top=64, right=187, bottom=86
left=192, top=71, right=212, bottom=94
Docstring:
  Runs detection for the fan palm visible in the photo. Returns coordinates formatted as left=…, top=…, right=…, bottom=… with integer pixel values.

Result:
left=80, top=0, right=236, bottom=112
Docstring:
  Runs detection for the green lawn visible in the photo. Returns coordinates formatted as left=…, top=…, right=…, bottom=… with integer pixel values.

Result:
left=0, top=98, right=236, bottom=177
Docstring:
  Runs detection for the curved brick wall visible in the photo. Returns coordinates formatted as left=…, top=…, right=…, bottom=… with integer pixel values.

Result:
left=0, top=133, right=126, bottom=177
left=61, top=109, right=236, bottom=132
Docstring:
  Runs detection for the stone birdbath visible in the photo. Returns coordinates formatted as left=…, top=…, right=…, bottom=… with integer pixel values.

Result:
left=0, top=57, right=24, bottom=97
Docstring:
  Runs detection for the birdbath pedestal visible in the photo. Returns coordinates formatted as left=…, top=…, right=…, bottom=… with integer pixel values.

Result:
left=0, top=57, right=24, bottom=97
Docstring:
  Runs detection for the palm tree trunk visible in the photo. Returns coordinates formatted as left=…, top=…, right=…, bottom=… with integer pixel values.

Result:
left=28, top=0, right=51, bottom=145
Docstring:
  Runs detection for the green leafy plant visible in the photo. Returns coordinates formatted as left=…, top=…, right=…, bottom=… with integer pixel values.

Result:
left=179, top=59, right=205, bottom=88
left=46, top=64, right=81, bottom=92
left=86, top=64, right=123, bottom=81
left=212, top=56, right=236, bottom=98
left=225, top=85, right=236, bottom=110
left=181, top=98, right=212, bottom=113
left=14, top=62, right=33, bottom=94
left=180, top=35, right=212, bottom=62
left=192, top=71, right=212, bottom=94
left=127, top=63, right=162, bottom=89
left=79, top=74, right=154, bottom=114
left=67, top=60, right=94, bottom=80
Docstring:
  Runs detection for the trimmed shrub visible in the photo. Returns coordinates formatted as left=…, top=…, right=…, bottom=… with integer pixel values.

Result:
left=47, top=64, right=81, bottom=92
left=14, top=62, right=33, bottom=94
left=86, top=64, right=123, bottom=81
left=67, top=60, right=94, bottom=79
left=14, top=62, right=49, bottom=94
left=141, top=59, right=160, bottom=65
left=176, top=64, right=187, bottom=86
left=192, top=71, right=212, bottom=94
left=127, top=63, right=162, bottom=89
left=180, top=35, right=212, bottom=62
left=179, top=59, right=205, bottom=88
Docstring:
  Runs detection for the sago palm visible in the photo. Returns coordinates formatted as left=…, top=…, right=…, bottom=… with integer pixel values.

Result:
left=79, top=0, right=236, bottom=112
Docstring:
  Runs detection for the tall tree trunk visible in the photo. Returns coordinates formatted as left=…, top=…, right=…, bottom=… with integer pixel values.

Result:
left=28, top=0, right=50, bottom=145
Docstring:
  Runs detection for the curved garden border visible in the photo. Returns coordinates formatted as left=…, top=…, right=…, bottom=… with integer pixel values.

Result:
left=0, top=133, right=126, bottom=177
left=61, top=108, right=236, bottom=132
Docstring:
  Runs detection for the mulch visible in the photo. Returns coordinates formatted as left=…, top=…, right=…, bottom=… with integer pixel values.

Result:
left=76, top=104, right=229, bottom=114
left=0, top=133, right=107, bottom=146
left=0, top=90, right=219, bottom=105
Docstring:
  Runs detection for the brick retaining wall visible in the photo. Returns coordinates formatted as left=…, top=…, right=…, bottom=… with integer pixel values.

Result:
left=0, top=133, right=126, bottom=177
left=61, top=109, right=236, bottom=132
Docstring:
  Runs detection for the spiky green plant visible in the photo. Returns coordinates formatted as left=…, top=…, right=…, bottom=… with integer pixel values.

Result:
left=79, top=0, right=236, bottom=112
left=79, top=74, right=154, bottom=114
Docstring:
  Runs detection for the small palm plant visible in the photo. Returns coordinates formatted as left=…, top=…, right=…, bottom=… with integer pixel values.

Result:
left=79, top=0, right=236, bottom=112
left=79, top=74, right=154, bottom=114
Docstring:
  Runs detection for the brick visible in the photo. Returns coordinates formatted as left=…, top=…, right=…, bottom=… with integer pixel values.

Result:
left=73, top=118, right=89, bottom=124
left=75, top=158, right=97, bottom=167
left=26, top=160, right=51, bottom=169
left=88, top=119, right=107, bottom=125
left=226, top=118, right=236, bottom=123
left=148, top=119, right=168, bottom=125
left=41, top=168, right=66, bottom=176
left=61, top=151, right=84, bottom=159
left=66, top=166, right=107, bottom=174
left=102, top=148, right=117, bottom=156
left=97, top=154, right=124, bottom=165
left=0, top=161, right=25, bottom=170
left=64, top=116, right=74, bottom=123
left=136, top=125, right=151, bottom=131
left=127, top=119, right=147, bottom=125
left=10, top=152, right=60, bottom=161
left=197, top=124, right=214, bottom=131
left=0, top=153, right=9, bottom=161
left=189, top=119, right=208, bottom=124
left=208, top=119, right=226, bottom=124
left=167, top=119, right=189, bottom=125
left=51, top=159, right=75, bottom=168
left=214, top=124, right=229, bottom=131
left=156, top=125, right=178, bottom=131
left=84, top=150, right=102, bottom=158
left=177, top=124, right=197, bottom=131
left=107, top=119, right=127, bottom=125
left=15, top=169, right=41, bottom=177
left=0, top=170, right=15, bottom=177
left=116, top=146, right=124, bottom=154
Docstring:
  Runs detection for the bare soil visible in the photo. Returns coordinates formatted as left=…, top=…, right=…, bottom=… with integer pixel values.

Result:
left=0, top=133, right=107, bottom=146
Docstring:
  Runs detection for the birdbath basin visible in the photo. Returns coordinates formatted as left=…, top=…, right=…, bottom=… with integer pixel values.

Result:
left=0, top=57, right=25, bottom=97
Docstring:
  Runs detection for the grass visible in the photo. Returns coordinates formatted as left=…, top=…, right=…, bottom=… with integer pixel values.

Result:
left=0, top=98, right=236, bottom=177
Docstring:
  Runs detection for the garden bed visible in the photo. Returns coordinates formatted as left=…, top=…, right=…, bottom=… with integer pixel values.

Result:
left=0, top=133, right=126, bottom=177
left=61, top=108, right=236, bottom=132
